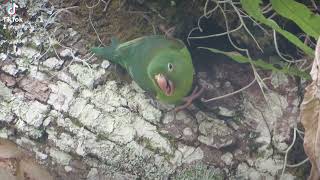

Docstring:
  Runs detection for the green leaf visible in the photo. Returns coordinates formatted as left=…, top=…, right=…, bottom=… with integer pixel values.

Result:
left=271, top=0, right=320, bottom=39
left=199, top=47, right=311, bottom=79
left=240, top=0, right=314, bottom=57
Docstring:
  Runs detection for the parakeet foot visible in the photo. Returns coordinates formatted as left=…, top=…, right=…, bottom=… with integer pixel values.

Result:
left=174, top=85, right=205, bottom=113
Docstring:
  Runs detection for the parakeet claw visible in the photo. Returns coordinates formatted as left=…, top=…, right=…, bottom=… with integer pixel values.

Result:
left=173, top=85, right=205, bottom=112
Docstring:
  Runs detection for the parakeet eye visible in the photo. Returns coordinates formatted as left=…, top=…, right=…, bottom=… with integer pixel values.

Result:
left=168, top=63, right=173, bottom=72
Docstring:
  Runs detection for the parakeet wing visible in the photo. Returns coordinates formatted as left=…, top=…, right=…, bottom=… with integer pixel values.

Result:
left=92, top=35, right=187, bottom=94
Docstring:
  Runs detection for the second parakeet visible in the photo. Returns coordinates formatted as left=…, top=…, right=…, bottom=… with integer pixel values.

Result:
left=91, top=35, right=195, bottom=105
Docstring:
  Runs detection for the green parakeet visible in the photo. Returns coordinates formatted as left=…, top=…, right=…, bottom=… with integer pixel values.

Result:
left=91, top=35, right=194, bottom=104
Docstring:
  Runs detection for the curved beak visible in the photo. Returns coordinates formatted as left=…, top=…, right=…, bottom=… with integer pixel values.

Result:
left=155, top=74, right=174, bottom=96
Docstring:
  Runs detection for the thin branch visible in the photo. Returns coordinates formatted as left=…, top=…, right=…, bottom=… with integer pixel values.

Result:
left=89, top=8, right=105, bottom=46
left=188, top=24, right=243, bottom=40
left=273, top=30, right=296, bottom=63
left=286, top=158, right=309, bottom=168
left=311, top=0, right=319, bottom=12
left=238, top=8, right=269, bottom=34
left=44, top=6, right=79, bottom=28
left=261, top=3, right=273, bottom=14
left=85, top=0, right=101, bottom=9
left=202, top=78, right=256, bottom=102
left=228, top=1, right=263, bottom=52
left=280, top=128, right=297, bottom=179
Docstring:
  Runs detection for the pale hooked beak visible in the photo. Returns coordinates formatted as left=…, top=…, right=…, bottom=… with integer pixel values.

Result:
left=155, top=74, right=174, bottom=96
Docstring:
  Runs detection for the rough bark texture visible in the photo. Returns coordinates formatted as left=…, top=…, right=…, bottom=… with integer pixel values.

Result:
left=0, top=0, right=307, bottom=179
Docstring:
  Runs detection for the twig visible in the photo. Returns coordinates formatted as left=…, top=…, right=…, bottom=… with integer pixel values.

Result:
left=217, top=3, right=269, bottom=91
left=189, top=1, right=310, bottom=179
left=190, top=1, right=269, bottom=103
left=86, top=0, right=111, bottom=11
left=279, top=127, right=310, bottom=178
left=311, top=0, right=319, bottom=12
left=188, top=23, right=243, bottom=40
left=228, top=1, right=263, bottom=52
left=102, top=0, right=111, bottom=11
left=44, top=6, right=79, bottom=28
left=141, top=14, right=156, bottom=35
left=267, top=12, right=277, bottom=19
left=273, top=30, right=296, bottom=63
left=238, top=9, right=268, bottom=33
left=33, top=4, right=96, bottom=81
left=203, top=0, right=211, bottom=18
left=201, top=78, right=256, bottom=102
left=280, top=128, right=297, bottom=179
left=188, top=24, right=243, bottom=39
left=261, top=3, right=273, bottom=14
left=89, top=8, right=105, bottom=46
left=85, top=0, right=101, bottom=9
left=286, top=158, right=309, bottom=168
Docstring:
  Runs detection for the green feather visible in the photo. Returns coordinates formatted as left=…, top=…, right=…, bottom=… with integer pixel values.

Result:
left=91, top=37, right=119, bottom=62
left=91, top=35, right=194, bottom=104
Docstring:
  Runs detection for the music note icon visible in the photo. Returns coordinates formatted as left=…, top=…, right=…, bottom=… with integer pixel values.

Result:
left=7, top=2, right=18, bottom=16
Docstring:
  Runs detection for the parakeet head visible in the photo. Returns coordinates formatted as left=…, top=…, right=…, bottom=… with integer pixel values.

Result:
left=147, top=49, right=194, bottom=104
